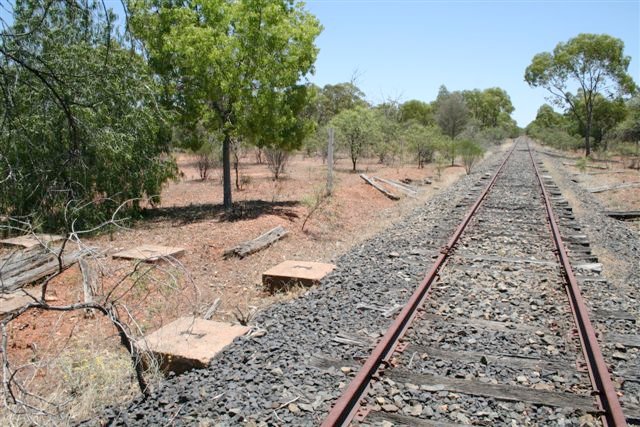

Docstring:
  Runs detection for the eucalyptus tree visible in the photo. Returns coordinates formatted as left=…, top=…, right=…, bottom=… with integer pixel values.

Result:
left=436, top=91, right=469, bottom=141
left=330, top=107, right=380, bottom=172
left=403, top=123, right=443, bottom=168
left=399, top=100, right=434, bottom=127
left=525, top=33, right=637, bottom=156
left=317, top=82, right=368, bottom=125
left=436, top=91, right=469, bottom=165
left=568, top=94, right=627, bottom=151
left=130, top=0, right=322, bottom=209
left=463, top=88, right=514, bottom=129
left=0, top=0, right=175, bottom=230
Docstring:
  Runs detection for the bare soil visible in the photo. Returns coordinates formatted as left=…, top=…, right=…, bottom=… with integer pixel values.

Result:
left=2, top=152, right=467, bottom=421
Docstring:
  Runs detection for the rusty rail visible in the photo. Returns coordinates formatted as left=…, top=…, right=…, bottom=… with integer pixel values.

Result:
left=321, top=140, right=520, bottom=427
left=527, top=140, right=626, bottom=427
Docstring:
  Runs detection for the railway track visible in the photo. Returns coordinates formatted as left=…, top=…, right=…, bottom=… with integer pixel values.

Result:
left=102, top=137, right=639, bottom=426
left=323, top=138, right=635, bottom=426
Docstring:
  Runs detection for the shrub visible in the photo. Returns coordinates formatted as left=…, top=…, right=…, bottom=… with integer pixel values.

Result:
left=459, top=139, right=485, bottom=174
left=194, top=140, right=220, bottom=180
left=265, top=148, right=290, bottom=180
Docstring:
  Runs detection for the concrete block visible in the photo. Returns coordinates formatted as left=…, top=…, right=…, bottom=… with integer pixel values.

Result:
left=0, top=286, right=42, bottom=314
left=112, top=244, right=185, bottom=262
left=139, top=317, right=249, bottom=375
left=0, top=234, right=63, bottom=249
left=262, top=260, right=335, bottom=292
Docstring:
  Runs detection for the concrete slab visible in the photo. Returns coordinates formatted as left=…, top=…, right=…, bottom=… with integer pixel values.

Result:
left=112, top=244, right=184, bottom=262
left=262, top=260, right=336, bottom=292
left=0, top=234, right=63, bottom=249
left=0, top=286, right=42, bottom=314
left=138, top=317, right=249, bottom=374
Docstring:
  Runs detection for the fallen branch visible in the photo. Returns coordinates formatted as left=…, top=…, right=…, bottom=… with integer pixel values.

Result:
left=588, top=182, right=640, bottom=193
left=359, top=174, right=400, bottom=200
left=223, top=226, right=288, bottom=259
left=202, top=298, right=221, bottom=320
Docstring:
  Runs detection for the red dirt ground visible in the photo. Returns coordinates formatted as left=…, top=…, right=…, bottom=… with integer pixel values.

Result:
left=2, top=151, right=470, bottom=416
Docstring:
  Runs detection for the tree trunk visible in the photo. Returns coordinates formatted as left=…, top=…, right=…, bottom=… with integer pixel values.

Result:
left=234, top=155, right=240, bottom=191
left=451, top=136, right=455, bottom=166
left=222, top=132, right=232, bottom=209
left=585, top=104, right=593, bottom=157
left=352, top=157, right=357, bottom=172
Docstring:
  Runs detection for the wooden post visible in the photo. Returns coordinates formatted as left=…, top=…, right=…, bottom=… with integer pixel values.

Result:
left=327, top=127, right=334, bottom=196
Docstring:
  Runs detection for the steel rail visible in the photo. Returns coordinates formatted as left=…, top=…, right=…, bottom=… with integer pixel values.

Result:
left=321, top=139, right=521, bottom=427
left=526, top=140, right=627, bottom=427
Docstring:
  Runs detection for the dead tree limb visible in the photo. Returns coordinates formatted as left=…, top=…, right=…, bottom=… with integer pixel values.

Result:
left=1, top=299, right=150, bottom=397
left=223, top=226, right=288, bottom=259
left=588, top=182, right=640, bottom=193
left=202, top=298, right=221, bottom=320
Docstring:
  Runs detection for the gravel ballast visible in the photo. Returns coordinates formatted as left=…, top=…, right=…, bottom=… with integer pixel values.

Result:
left=93, top=140, right=639, bottom=426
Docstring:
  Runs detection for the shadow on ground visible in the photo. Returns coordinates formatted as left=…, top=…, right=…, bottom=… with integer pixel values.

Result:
left=142, top=200, right=300, bottom=225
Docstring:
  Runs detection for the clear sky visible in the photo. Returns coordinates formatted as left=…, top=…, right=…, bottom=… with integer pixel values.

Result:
left=303, top=0, right=640, bottom=127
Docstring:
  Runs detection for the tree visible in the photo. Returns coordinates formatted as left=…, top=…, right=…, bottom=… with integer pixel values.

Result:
left=373, top=101, right=402, bottom=164
left=403, top=123, right=443, bottom=168
left=0, top=0, right=175, bottom=231
left=399, top=100, right=434, bottom=126
left=618, top=95, right=640, bottom=143
left=459, top=140, right=485, bottom=174
left=437, top=91, right=469, bottom=141
left=131, top=0, right=322, bottom=209
left=531, top=104, right=567, bottom=129
left=568, top=94, right=627, bottom=151
left=316, top=82, right=368, bottom=125
left=330, top=107, right=380, bottom=172
left=463, top=88, right=514, bottom=129
left=525, top=33, right=637, bottom=156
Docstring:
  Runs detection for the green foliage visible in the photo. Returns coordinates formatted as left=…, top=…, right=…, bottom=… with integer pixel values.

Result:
left=458, top=139, right=485, bottom=174
left=525, top=33, right=637, bottom=155
left=194, top=139, right=221, bottom=181
left=264, top=148, right=290, bottom=180
left=616, top=94, right=640, bottom=143
left=575, top=157, right=588, bottom=173
left=399, top=100, right=434, bottom=126
left=373, top=105, right=402, bottom=164
left=531, top=104, right=567, bottom=129
left=462, top=88, right=514, bottom=129
left=313, top=82, right=368, bottom=125
left=0, top=0, right=176, bottom=231
left=131, top=0, right=322, bottom=208
left=440, top=139, right=458, bottom=167
left=527, top=124, right=583, bottom=151
left=403, top=123, right=444, bottom=168
left=436, top=91, right=469, bottom=143
left=330, top=107, right=381, bottom=172
left=561, top=93, right=627, bottom=152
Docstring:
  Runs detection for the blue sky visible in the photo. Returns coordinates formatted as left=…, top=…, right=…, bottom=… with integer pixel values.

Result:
left=3, top=0, right=637, bottom=126
left=304, top=0, right=640, bottom=126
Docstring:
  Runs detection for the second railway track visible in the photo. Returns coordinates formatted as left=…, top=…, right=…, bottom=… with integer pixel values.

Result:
left=324, top=138, right=636, bottom=426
